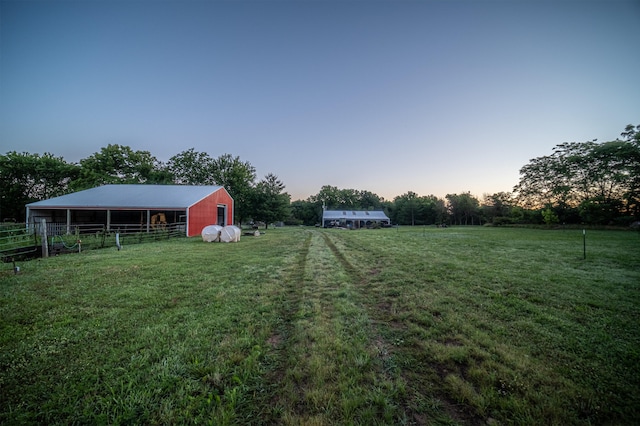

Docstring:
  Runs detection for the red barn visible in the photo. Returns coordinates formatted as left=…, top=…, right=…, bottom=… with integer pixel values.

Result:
left=26, top=184, right=234, bottom=237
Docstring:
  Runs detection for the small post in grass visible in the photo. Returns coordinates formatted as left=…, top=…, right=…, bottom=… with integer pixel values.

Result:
left=583, top=229, right=586, bottom=260
left=41, top=218, right=48, bottom=258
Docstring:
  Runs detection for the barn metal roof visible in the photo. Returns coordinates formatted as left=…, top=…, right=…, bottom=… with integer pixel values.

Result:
left=322, top=210, right=390, bottom=221
left=27, top=184, right=227, bottom=210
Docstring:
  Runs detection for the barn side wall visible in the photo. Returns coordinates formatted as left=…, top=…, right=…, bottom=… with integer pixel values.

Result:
left=187, top=189, right=234, bottom=237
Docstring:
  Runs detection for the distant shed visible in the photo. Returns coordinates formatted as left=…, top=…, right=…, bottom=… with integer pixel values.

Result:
left=322, top=210, right=390, bottom=228
left=26, top=184, right=234, bottom=237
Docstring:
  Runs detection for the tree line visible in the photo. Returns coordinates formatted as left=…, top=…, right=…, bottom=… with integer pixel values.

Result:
left=0, top=145, right=289, bottom=228
left=513, top=124, right=639, bottom=226
left=291, top=124, right=639, bottom=227
left=2, top=124, right=638, bottom=227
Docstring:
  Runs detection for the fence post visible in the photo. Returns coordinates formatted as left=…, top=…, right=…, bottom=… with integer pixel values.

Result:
left=100, top=225, right=106, bottom=248
left=41, top=218, right=49, bottom=258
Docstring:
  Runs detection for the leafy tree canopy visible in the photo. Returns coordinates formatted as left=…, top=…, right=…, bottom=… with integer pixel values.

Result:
left=309, top=185, right=384, bottom=210
left=209, top=154, right=257, bottom=224
left=249, top=173, right=291, bottom=228
left=72, top=144, right=165, bottom=190
left=446, top=192, right=480, bottom=225
left=513, top=125, right=640, bottom=221
left=167, top=148, right=215, bottom=185
left=4, top=124, right=638, bottom=226
left=0, top=151, right=79, bottom=221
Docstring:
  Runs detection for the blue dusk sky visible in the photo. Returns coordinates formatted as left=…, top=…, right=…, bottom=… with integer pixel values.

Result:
left=1, top=0, right=639, bottom=201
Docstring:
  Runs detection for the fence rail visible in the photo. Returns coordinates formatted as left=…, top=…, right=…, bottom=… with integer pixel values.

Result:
left=0, top=223, right=39, bottom=261
left=1, top=221, right=187, bottom=263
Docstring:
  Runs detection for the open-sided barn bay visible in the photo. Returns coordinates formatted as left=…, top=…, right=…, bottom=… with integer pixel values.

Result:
left=1, top=227, right=638, bottom=425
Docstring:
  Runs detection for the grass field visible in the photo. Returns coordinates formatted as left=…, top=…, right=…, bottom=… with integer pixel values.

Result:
left=1, top=226, right=638, bottom=425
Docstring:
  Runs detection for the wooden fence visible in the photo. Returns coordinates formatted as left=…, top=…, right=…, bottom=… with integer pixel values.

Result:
left=1, top=220, right=187, bottom=268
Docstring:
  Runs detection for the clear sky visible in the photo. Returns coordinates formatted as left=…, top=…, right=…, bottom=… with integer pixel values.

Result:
left=1, top=0, right=639, bottom=201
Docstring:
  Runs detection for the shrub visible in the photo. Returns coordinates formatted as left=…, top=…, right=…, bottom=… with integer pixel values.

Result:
left=492, top=216, right=513, bottom=226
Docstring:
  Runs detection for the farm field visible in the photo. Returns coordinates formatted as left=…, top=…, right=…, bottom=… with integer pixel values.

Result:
left=1, top=226, right=639, bottom=425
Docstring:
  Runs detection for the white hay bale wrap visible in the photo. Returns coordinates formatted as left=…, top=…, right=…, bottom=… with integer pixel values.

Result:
left=201, top=225, right=223, bottom=242
left=219, top=225, right=241, bottom=243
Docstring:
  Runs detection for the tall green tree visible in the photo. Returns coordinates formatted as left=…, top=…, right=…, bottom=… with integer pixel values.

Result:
left=514, top=125, right=640, bottom=223
left=310, top=186, right=384, bottom=210
left=0, top=151, right=79, bottom=221
left=564, top=140, right=635, bottom=203
left=446, top=192, right=480, bottom=225
left=249, top=173, right=291, bottom=229
left=209, top=154, right=257, bottom=224
left=167, top=148, right=215, bottom=185
left=620, top=124, right=640, bottom=217
left=389, top=192, right=446, bottom=226
left=424, top=194, right=448, bottom=225
left=288, top=200, right=319, bottom=226
left=392, top=191, right=420, bottom=226
left=311, top=185, right=350, bottom=209
left=621, top=124, right=640, bottom=144
left=513, top=152, right=575, bottom=209
left=481, top=192, right=515, bottom=224
left=72, top=144, right=165, bottom=190
left=357, top=190, right=384, bottom=210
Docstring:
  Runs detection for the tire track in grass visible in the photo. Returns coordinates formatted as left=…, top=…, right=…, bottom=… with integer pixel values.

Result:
left=260, top=230, right=310, bottom=417
left=323, top=231, right=482, bottom=426
left=264, top=230, right=405, bottom=425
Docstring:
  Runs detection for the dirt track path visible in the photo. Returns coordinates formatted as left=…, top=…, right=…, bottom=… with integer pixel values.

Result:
left=259, top=229, right=477, bottom=425
left=262, top=230, right=400, bottom=424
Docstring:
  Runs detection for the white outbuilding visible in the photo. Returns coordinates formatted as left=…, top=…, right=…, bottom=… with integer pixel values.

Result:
left=322, top=210, right=390, bottom=228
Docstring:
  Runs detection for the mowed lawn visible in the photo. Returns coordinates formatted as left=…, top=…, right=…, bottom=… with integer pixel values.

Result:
left=1, top=226, right=638, bottom=425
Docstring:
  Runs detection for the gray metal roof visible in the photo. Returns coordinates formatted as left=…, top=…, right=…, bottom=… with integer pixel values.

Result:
left=27, top=184, right=227, bottom=210
left=322, top=210, right=390, bottom=221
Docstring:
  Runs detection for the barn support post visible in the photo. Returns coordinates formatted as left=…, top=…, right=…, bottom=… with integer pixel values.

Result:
left=185, top=207, right=190, bottom=237
left=66, top=209, right=71, bottom=235
left=146, top=210, right=151, bottom=233
left=107, top=210, right=111, bottom=232
left=41, top=218, right=49, bottom=258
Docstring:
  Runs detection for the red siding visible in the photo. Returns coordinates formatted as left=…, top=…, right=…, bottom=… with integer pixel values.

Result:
left=187, top=188, right=234, bottom=237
